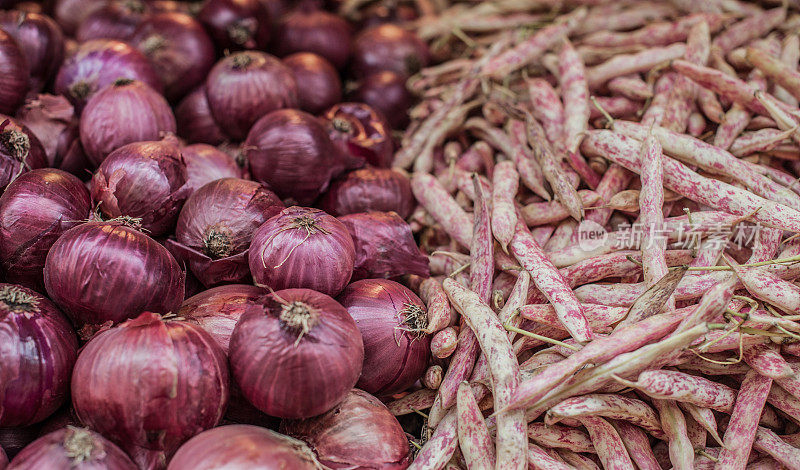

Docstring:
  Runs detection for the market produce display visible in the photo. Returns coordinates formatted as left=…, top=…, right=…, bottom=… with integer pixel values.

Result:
left=5, top=0, right=800, bottom=469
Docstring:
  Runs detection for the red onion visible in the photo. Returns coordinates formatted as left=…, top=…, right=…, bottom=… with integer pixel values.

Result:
left=205, top=51, right=298, bottom=140
left=359, top=3, right=418, bottom=29
left=323, top=102, right=393, bottom=168
left=131, top=12, right=216, bottom=101
left=43, top=221, right=185, bottom=330
left=168, top=425, right=321, bottom=469
left=339, top=212, right=429, bottom=281
left=54, top=0, right=107, bottom=35
left=351, top=70, right=412, bottom=129
left=245, top=109, right=358, bottom=204
left=178, top=284, right=265, bottom=354
left=249, top=207, right=355, bottom=296
left=230, top=288, right=363, bottom=418
left=171, top=178, right=283, bottom=287
left=182, top=143, right=242, bottom=193
left=282, top=52, right=342, bottom=114
left=197, top=0, right=271, bottom=51
left=351, top=24, right=430, bottom=78
left=282, top=389, right=411, bottom=469
left=0, top=29, right=29, bottom=116
left=71, top=312, right=229, bottom=468
left=320, top=168, right=414, bottom=218
left=54, top=39, right=162, bottom=110
left=90, top=137, right=188, bottom=235
left=338, top=279, right=430, bottom=396
left=7, top=427, right=136, bottom=470
left=0, top=115, right=47, bottom=192
left=0, top=284, right=78, bottom=427
left=76, top=0, right=151, bottom=42
left=0, top=169, right=91, bottom=290
left=15, top=94, right=88, bottom=175
left=0, top=11, right=64, bottom=92
left=260, top=0, right=287, bottom=26
left=175, top=86, right=226, bottom=145
left=80, top=79, right=176, bottom=166
left=274, top=9, right=352, bottom=70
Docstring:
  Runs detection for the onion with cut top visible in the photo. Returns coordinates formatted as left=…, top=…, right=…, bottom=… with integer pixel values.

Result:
left=323, top=102, right=393, bottom=168
left=7, top=426, right=136, bottom=470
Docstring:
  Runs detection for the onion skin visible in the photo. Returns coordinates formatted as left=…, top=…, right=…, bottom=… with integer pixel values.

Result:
left=245, top=109, right=358, bottom=205
left=197, top=0, right=271, bottom=51
left=338, top=279, right=430, bottom=396
left=168, top=424, right=321, bottom=469
left=282, top=389, right=411, bottom=469
left=175, top=87, right=226, bottom=146
left=0, top=29, right=29, bottom=116
left=80, top=79, right=176, bottom=167
left=283, top=52, right=342, bottom=114
left=230, top=289, right=364, bottom=418
left=54, top=39, right=162, bottom=111
left=274, top=9, right=352, bottom=70
left=0, top=284, right=78, bottom=428
left=178, top=284, right=265, bottom=354
left=182, top=143, right=242, bottom=193
left=54, top=0, right=107, bottom=35
left=0, top=115, right=47, bottom=193
left=323, top=102, right=393, bottom=168
left=90, top=138, right=188, bottom=236
left=43, top=222, right=185, bottom=329
left=172, top=178, right=283, bottom=287
left=0, top=11, right=64, bottom=92
left=320, top=168, right=414, bottom=219
left=131, top=12, right=216, bottom=102
left=339, top=212, right=429, bottom=281
left=205, top=51, right=298, bottom=141
left=351, top=24, right=430, bottom=78
left=0, top=169, right=91, bottom=290
left=76, top=0, right=151, bottom=43
left=15, top=94, right=88, bottom=175
left=249, top=207, right=355, bottom=296
left=351, top=71, right=412, bottom=129
left=71, top=312, right=229, bottom=468
left=7, top=426, right=136, bottom=470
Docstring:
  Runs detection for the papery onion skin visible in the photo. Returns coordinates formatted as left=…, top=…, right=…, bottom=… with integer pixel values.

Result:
left=283, top=52, right=342, bottom=115
left=0, top=169, right=91, bottom=290
left=173, top=178, right=283, bottom=286
left=205, top=51, right=298, bottom=141
left=323, top=102, right=393, bottom=168
left=351, top=71, right=412, bottom=129
left=76, top=0, right=151, bottom=43
left=338, top=279, right=430, bottom=396
left=90, top=138, right=188, bottom=236
left=178, top=284, right=265, bottom=354
left=197, top=0, right=271, bottom=51
left=54, top=0, right=107, bottom=35
left=43, top=222, right=185, bottom=329
left=0, top=115, right=47, bottom=192
left=351, top=24, right=430, bottom=78
left=168, top=425, right=321, bottom=470
left=131, top=12, right=216, bottom=102
left=71, top=312, right=229, bottom=468
left=175, top=87, right=226, bottom=145
left=0, top=11, right=64, bottom=92
left=0, top=29, right=29, bottom=116
left=249, top=207, right=355, bottom=296
left=0, top=284, right=78, bottom=428
left=339, top=212, right=429, bottom=281
left=320, top=168, right=414, bottom=219
left=15, top=94, right=88, bottom=175
left=80, top=79, right=176, bottom=166
left=274, top=9, right=352, bottom=70
left=282, top=389, right=411, bottom=469
left=182, top=143, right=242, bottom=193
left=7, top=426, right=136, bottom=470
left=54, top=39, right=162, bottom=110
left=245, top=109, right=358, bottom=205
left=230, top=289, right=364, bottom=418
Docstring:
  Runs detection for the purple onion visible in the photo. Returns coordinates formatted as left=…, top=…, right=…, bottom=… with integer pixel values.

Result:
left=175, top=86, right=226, bottom=145
left=53, top=0, right=107, bottom=35
left=274, top=9, right=352, bottom=70
left=0, top=29, right=29, bottom=116
left=0, top=115, right=47, bottom=192
left=197, top=0, right=271, bottom=51
left=320, top=167, right=414, bottom=218
left=350, top=70, right=412, bottom=129
left=0, top=11, right=65, bottom=92
left=351, top=24, right=430, bottom=78
left=7, top=427, right=136, bottom=470
left=182, top=143, right=242, bottom=193
left=282, top=52, right=342, bottom=114
left=76, top=0, right=152, bottom=42
left=323, top=102, right=393, bottom=168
